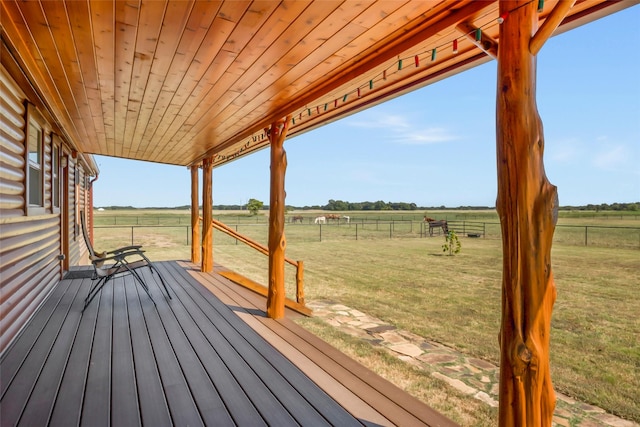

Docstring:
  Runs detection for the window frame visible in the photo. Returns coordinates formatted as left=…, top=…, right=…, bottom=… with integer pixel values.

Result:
left=25, top=103, right=46, bottom=216
left=51, top=138, right=61, bottom=213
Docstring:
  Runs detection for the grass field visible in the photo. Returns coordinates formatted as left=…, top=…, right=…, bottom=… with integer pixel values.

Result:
left=93, top=209, right=640, bottom=424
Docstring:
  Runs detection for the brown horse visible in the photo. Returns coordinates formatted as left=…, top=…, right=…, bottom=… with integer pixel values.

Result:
left=428, top=220, right=448, bottom=236
left=326, top=214, right=341, bottom=221
left=291, top=215, right=304, bottom=223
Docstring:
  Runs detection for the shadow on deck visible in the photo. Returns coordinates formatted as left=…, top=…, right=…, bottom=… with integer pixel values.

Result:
left=0, top=261, right=456, bottom=426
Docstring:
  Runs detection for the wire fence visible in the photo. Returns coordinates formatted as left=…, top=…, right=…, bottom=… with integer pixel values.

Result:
left=94, top=219, right=640, bottom=250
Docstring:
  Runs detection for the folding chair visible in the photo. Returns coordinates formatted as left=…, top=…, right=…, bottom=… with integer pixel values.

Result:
left=80, top=211, right=171, bottom=311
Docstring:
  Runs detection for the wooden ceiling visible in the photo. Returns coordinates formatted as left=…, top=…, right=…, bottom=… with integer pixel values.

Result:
left=1, top=0, right=634, bottom=168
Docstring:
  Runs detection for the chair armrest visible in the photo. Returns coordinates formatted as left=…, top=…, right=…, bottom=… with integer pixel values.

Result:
left=107, top=245, right=143, bottom=254
left=92, top=250, right=146, bottom=266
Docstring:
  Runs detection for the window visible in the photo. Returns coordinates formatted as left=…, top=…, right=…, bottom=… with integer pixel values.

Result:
left=52, top=143, right=60, bottom=211
left=28, top=121, right=44, bottom=206
left=25, top=104, right=46, bottom=215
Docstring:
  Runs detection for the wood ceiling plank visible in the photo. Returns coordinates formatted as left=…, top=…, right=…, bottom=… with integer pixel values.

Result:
left=159, top=1, right=345, bottom=161
left=170, top=1, right=483, bottom=163
left=148, top=0, right=307, bottom=163
left=7, top=0, right=92, bottom=151
left=89, top=0, right=116, bottom=156
left=146, top=0, right=253, bottom=153
left=277, top=1, right=454, bottom=99
left=64, top=0, right=107, bottom=152
left=40, top=0, right=101, bottom=154
left=145, top=15, right=238, bottom=152
left=2, top=0, right=625, bottom=166
left=135, top=0, right=223, bottom=160
left=184, top=1, right=409, bottom=148
left=122, top=0, right=167, bottom=158
left=195, top=1, right=491, bottom=160
left=149, top=0, right=287, bottom=163
left=128, top=0, right=196, bottom=159
left=113, top=0, right=140, bottom=157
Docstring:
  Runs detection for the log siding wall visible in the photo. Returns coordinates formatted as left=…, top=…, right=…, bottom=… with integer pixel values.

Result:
left=0, top=65, right=94, bottom=354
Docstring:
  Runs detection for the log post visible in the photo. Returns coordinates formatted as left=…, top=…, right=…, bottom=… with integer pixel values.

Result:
left=266, top=115, right=292, bottom=319
left=190, top=165, right=201, bottom=264
left=201, top=157, right=213, bottom=272
left=296, top=260, right=305, bottom=305
left=496, top=1, right=559, bottom=425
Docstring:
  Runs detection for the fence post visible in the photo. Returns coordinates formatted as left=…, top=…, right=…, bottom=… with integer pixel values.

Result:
left=389, top=222, right=392, bottom=239
left=131, top=227, right=134, bottom=246
left=356, top=223, right=358, bottom=240
left=585, top=226, right=588, bottom=247
left=235, top=225, right=238, bottom=245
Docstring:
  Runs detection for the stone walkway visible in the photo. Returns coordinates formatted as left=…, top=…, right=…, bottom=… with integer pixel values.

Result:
left=307, top=300, right=638, bottom=427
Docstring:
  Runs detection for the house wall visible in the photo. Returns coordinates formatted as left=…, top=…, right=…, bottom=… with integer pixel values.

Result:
left=0, top=64, right=94, bottom=354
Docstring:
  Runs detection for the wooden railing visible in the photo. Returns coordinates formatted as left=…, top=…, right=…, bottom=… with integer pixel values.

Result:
left=210, top=218, right=305, bottom=305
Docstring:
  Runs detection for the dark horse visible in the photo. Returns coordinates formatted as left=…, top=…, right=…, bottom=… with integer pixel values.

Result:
left=428, top=220, right=448, bottom=236
left=291, top=215, right=304, bottom=223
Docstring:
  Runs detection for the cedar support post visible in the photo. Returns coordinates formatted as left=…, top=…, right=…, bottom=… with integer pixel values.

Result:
left=201, top=157, right=213, bottom=272
left=496, top=1, right=562, bottom=425
left=190, top=165, right=201, bottom=264
left=266, top=115, right=292, bottom=319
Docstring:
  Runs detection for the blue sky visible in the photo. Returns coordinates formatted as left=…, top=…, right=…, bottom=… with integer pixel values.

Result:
left=94, top=5, right=639, bottom=208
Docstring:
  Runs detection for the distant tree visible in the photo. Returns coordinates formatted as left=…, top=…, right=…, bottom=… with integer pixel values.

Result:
left=246, top=198, right=264, bottom=215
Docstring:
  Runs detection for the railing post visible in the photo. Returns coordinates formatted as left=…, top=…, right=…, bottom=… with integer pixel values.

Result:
left=355, top=223, right=358, bottom=240
left=131, top=226, right=134, bottom=245
left=319, top=224, right=322, bottom=242
left=296, top=260, right=305, bottom=304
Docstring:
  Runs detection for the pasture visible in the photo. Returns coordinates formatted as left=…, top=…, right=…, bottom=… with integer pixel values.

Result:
left=93, top=209, right=640, bottom=424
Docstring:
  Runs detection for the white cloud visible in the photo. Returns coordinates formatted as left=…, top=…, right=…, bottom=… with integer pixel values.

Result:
left=347, top=112, right=456, bottom=145
left=592, top=144, right=629, bottom=170
left=391, top=127, right=456, bottom=145
left=547, top=138, right=581, bottom=163
left=348, top=113, right=410, bottom=129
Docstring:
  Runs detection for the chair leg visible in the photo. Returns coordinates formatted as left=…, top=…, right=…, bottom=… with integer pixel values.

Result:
left=123, top=265, right=156, bottom=306
left=149, top=264, right=172, bottom=299
left=83, top=277, right=108, bottom=312
left=138, top=254, right=171, bottom=300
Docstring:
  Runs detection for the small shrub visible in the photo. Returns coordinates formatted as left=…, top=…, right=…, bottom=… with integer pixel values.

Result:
left=442, top=230, right=461, bottom=255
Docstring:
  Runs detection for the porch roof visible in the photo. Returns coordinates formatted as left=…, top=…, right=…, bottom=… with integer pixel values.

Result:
left=0, top=0, right=632, bottom=168
left=0, top=260, right=456, bottom=426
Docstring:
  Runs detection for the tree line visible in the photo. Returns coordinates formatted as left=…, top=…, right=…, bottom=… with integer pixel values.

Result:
left=98, top=201, right=639, bottom=211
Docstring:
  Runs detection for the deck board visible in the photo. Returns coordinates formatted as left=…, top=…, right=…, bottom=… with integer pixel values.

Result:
left=82, top=276, right=114, bottom=427
left=1, top=260, right=457, bottom=427
left=49, top=278, right=99, bottom=426
left=184, top=262, right=458, bottom=427
left=162, top=263, right=360, bottom=427
left=111, top=277, right=140, bottom=427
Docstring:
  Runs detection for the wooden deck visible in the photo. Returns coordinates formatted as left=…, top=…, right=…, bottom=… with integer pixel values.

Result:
left=0, top=261, right=456, bottom=426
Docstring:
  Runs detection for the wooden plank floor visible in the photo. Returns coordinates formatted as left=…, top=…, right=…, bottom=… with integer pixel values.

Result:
left=0, top=261, right=457, bottom=427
